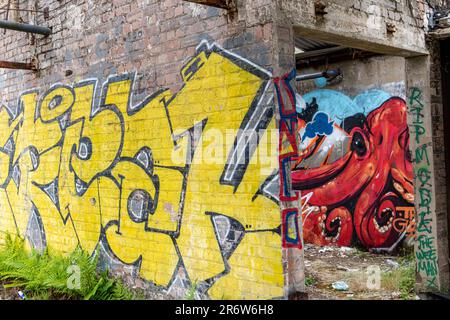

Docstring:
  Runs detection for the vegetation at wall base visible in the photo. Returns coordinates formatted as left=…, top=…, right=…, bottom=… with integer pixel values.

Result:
left=305, top=275, right=318, bottom=287
left=184, top=281, right=198, bottom=300
left=381, top=252, right=416, bottom=300
left=0, top=235, right=134, bottom=300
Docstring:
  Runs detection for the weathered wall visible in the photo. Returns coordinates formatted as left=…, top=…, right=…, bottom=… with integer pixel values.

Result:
left=405, top=53, right=450, bottom=293
left=280, top=0, right=429, bottom=56
left=293, top=56, right=415, bottom=251
left=412, top=37, right=450, bottom=293
left=281, top=0, right=450, bottom=293
left=432, top=37, right=450, bottom=293
left=0, top=0, right=447, bottom=298
left=297, top=56, right=406, bottom=95
left=0, top=0, right=305, bottom=300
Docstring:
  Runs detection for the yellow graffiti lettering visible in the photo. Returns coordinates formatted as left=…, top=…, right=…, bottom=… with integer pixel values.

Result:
left=0, top=42, right=284, bottom=299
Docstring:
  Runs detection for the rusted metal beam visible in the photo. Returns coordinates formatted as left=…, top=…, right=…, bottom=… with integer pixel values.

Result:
left=182, top=0, right=236, bottom=10
left=0, top=60, right=36, bottom=71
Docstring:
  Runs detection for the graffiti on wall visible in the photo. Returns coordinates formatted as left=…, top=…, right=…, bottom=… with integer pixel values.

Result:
left=274, top=69, right=302, bottom=250
left=292, top=89, right=415, bottom=250
left=409, top=87, right=439, bottom=290
left=0, top=41, right=284, bottom=299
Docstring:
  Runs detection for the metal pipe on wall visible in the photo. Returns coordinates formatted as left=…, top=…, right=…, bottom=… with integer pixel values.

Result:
left=295, top=69, right=342, bottom=82
left=0, top=19, right=50, bottom=36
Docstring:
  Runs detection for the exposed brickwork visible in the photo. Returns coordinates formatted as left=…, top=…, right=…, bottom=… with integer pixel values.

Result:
left=0, top=0, right=291, bottom=300
left=0, top=0, right=448, bottom=298
left=426, top=36, right=450, bottom=292
left=1, top=0, right=278, bottom=99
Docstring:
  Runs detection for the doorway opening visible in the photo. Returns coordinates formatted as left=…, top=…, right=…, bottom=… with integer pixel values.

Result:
left=292, top=34, right=415, bottom=299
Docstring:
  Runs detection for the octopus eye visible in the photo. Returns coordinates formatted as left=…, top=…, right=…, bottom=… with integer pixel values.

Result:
left=406, top=149, right=412, bottom=163
left=399, top=129, right=412, bottom=163
left=351, top=132, right=367, bottom=157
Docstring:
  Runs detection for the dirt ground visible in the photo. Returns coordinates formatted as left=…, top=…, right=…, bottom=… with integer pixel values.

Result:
left=303, top=243, right=416, bottom=300
left=2, top=244, right=416, bottom=300
left=0, top=283, right=21, bottom=300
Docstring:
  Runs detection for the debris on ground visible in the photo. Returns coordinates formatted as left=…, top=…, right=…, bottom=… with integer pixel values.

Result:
left=304, top=243, right=415, bottom=300
left=2, top=242, right=415, bottom=300
left=332, top=281, right=349, bottom=291
left=386, top=259, right=400, bottom=269
left=18, top=291, right=27, bottom=300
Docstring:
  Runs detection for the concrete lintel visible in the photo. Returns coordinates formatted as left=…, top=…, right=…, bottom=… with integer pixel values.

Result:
left=429, top=27, right=450, bottom=39
left=294, top=26, right=429, bottom=57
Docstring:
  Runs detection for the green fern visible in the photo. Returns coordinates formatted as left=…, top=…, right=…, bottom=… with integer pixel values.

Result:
left=185, top=281, right=198, bottom=300
left=0, top=234, right=134, bottom=300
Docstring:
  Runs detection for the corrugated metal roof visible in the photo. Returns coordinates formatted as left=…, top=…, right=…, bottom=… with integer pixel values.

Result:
left=295, top=37, right=338, bottom=52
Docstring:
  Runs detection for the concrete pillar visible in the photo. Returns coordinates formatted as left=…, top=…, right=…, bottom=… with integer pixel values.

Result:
left=406, top=55, right=449, bottom=293
left=272, top=4, right=306, bottom=299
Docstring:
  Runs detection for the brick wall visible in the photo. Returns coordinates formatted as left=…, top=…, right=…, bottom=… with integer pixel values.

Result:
left=0, top=0, right=446, bottom=299
left=426, top=37, right=450, bottom=292
left=0, top=0, right=300, bottom=300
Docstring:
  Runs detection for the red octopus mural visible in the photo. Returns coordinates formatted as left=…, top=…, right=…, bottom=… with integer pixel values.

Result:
left=292, top=97, right=415, bottom=250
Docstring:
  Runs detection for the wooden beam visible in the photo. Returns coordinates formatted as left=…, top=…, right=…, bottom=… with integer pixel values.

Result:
left=0, top=60, right=36, bottom=71
left=182, top=0, right=236, bottom=10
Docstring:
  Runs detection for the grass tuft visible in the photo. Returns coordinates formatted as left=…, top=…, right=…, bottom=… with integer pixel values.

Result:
left=381, top=252, right=415, bottom=300
left=185, top=281, right=198, bottom=300
left=305, top=275, right=318, bottom=287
